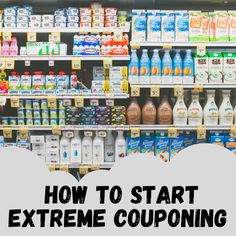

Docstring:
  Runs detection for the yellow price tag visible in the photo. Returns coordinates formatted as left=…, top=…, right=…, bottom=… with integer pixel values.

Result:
left=130, top=127, right=140, bottom=138
left=27, top=32, right=37, bottom=42
left=59, top=164, right=69, bottom=172
left=150, top=86, right=160, bottom=97
left=51, top=32, right=61, bottom=43
left=113, top=30, right=123, bottom=42
left=0, top=97, right=7, bottom=106
left=197, top=126, right=206, bottom=140
left=79, top=165, right=89, bottom=175
left=121, top=67, right=128, bottom=79
left=168, top=127, right=178, bottom=138
left=163, top=43, right=172, bottom=49
left=130, top=42, right=140, bottom=50
left=194, top=84, right=204, bottom=93
left=3, top=127, right=12, bottom=139
left=52, top=126, right=62, bottom=135
left=3, top=32, right=12, bottom=41
left=0, top=60, right=5, bottom=70
left=197, top=44, right=206, bottom=56
left=103, top=80, right=111, bottom=94
left=19, top=127, right=29, bottom=139
left=10, top=97, right=20, bottom=108
left=174, top=85, right=184, bottom=97
left=121, top=80, right=129, bottom=93
left=5, top=59, right=15, bottom=69
left=48, top=165, right=56, bottom=172
left=75, top=97, right=84, bottom=108
left=47, top=97, right=57, bottom=108
left=131, top=86, right=140, bottom=97
left=104, top=68, right=110, bottom=80
left=230, top=125, right=236, bottom=139
left=91, top=164, right=100, bottom=171
left=72, top=59, right=81, bottom=70
left=103, top=59, right=112, bottom=69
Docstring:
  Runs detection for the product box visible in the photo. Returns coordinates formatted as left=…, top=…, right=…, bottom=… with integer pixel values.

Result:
left=208, top=52, right=223, bottom=83
left=21, top=74, right=32, bottom=90
left=4, top=22, right=16, bottom=28
left=42, top=15, right=54, bottom=22
left=42, top=22, right=54, bottom=28
left=17, top=16, right=29, bottom=23
left=30, top=15, right=42, bottom=22
left=46, top=149, right=59, bottom=163
left=212, top=11, right=229, bottom=41
left=183, top=131, right=196, bottom=148
left=194, top=54, right=209, bottom=84
left=30, top=135, right=45, bottom=144
left=110, top=81, right=122, bottom=93
left=27, top=42, right=49, bottom=55
left=92, top=81, right=104, bottom=94
left=170, top=134, right=184, bottom=159
left=17, top=8, right=30, bottom=16
left=155, top=132, right=169, bottom=162
left=17, top=23, right=28, bottom=28
left=224, top=134, right=236, bottom=154
left=229, top=11, right=236, bottom=41
left=109, top=67, right=128, bottom=80
left=4, top=7, right=17, bottom=16
left=223, top=52, right=236, bottom=83
left=32, top=150, right=46, bottom=159
left=175, top=10, right=189, bottom=42
left=126, top=135, right=140, bottom=156
left=189, top=11, right=202, bottom=41
left=93, top=67, right=105, bottom=80
left=161, top=10, right=175, bottom=42
left=67, top=15, right=79, bottom=23
left=32, top=143, right=46, bottom=151
left=29, top=22, right=41, bottom=28
left=131, top=9, right=146, bottom=42
left=139, top=131, right=155, bottom=156
left=4, top=15, right=16, bottom=23
left=46, top=135, right=60, bottom=143
left=201, top=12, right=210, bottom=42
left=147, top=10, right=161, bottom=42
left=16, top=142, right=31, bottom=150
left=208, top=132, right=225, bottom=147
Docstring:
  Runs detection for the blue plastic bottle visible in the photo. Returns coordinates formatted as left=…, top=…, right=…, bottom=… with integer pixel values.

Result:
left=173, top=50, right=183, bottom=83
left=183, top=49, right=194, bottom=84
left=129, top=49, right=139, bottom=83
left=162, top=50, right=173, bottom=84
left=140, top=49, right=150, bottom=84
left=151, top=49, right=162, bottom=84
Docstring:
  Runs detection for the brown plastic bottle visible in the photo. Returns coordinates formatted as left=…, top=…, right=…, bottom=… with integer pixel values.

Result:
left=157, top=93, right=173, bottom=125
left=142, top=97, right=156, bottom=124
left=127, top=97, right=141, bottom=125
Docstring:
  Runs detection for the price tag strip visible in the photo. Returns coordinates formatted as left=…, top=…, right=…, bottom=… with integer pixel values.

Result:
left=19, top=127, right=29, bottom=139
left=197, top=44, right=206, bottom=57
left=27, top=32, right=37, bottom=42
left=197, top=126, right=207, bottom=140
left=130, top=127, right=140, bottom=138
left=52, top=126, right=62, bottom=135
left=168, top=127, right=178, bottom=138
left=174, top=85, right=184, bottom=97
left=47, top=97, right=57, bottom=108
left=90, top=99, right=99, bottom=106
left=0, top=97, right=7, bottom=106
left=194, top=84, right=204, bottom=93
left=131, top=86, right=140, bottom=97
left=75, top=97, right=84, bottom=108
left=103, top=59, right=112, bottom=69
left=79, top=165, right=89, bottom=175
left=72, top=59, right=81, bottom=70
left=150, top=86, right=160, bottom=97
left=10, top=97, right=20, bottom=108
left=48, top=164, right=56, bottom=172
left=106, top=99, right=114, bottom=107
left=51, top=32, right=61, bottom=43
left=59, top=165, right=69, bottom=172
left=91, top=164, right=100, bottom=171
left=3, top=127, right=13, bottom=139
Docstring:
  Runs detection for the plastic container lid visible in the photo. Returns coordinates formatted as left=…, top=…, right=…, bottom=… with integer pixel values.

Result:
left=49, top=71, right=55, bottom=75
left=59, top=71, right=66, bottom=75
left=23, top=72, right=30, bottom=75
left=34, top=71, right=43, bottom=75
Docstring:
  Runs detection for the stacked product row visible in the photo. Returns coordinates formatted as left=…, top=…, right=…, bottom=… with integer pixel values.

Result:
left=0, top=5, right=129, bottom=28
left=129, top=49, right=236, bottom=85
left=132, top=10, right=236, bottom=42
left=127, top=90, right=236, bottom=126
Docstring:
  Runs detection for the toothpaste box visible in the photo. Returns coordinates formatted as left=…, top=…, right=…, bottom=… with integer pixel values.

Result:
left=140, top=131, right=155, bottom=156
left=161, top=10, right=175, bottom=42
left=208, top=52, right=223, bottom=83
left=93, top=67, right=105, bottom=80
left=183, top=131, right=196, bottom=148
left=155, top=132, right=170, bottom=162
left=42, top=15, right=54, bottom=22
left=4, top=22, right=16, bottom=28
left=126, top=135, right=140, bottom=156
left=27, top=42, right=49, bottom=55
left=17, top=8, right=30, bottom=16
left=224, top=134, right=236, bottom=154
left=4, top=15, right=16, bottom=23
left=17, top=16, right=29, bottom=23
left=223, top=52, right=236, bottom=83
left=4, top=7, right=17, bottom=16
left=208, top=132, right=225, bottom=147
left=189, top=11, right=202, bottom=41
left=201, top=12, right=210, bottom=41
left=194, top=54, right=209, bottom=84
left=131, top=9, right=147, bottom=42
left=17, top=23, right=29, bottom=28
left=229, top=11, right=236, bottom=41
left=170, top=134, right=184, bottom=159
left=30, top=15, right=42, bottom=22
left=147, top=10, right=161, bottom=42
left=214, top=11, right=229, bottom=41
left=175, top=10, right=189, bottom=42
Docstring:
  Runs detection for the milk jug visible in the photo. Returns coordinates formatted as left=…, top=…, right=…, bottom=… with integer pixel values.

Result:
left=162, top=50, right=173, bottom=84
left=129, top=49, right=139, bottom=84
left=105, top=130, right=115, bottom=162
left=93, top=131, right=105, bottom=164
left=150, top=49, right=162, bottom=84
left=173, top=50, right=183, bottom=84
left=70, top=131, right=82, bottom=163
left=203, top=90, right=219, bottom=125
left=173, top=94, right=187, bottom=125
left=115, top=131, right=126, bottom=160
left=82, top=134, right=93, bottom=164
left=183, top=49, right=194, bottom=84
left=219, top=90, right=234, bottom=125
left=60, top=131, right=71, bottom=163
left=188, top=91, right=203, bottom=125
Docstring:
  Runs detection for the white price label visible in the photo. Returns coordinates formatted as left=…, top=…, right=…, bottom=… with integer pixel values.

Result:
left=90, top=99, right=99, bottom=106
left=65, top=131, right=74, bottom=138
left=0, top=60, right=5, bottom=69
left=98, top=131, right=107, bottom=137
left=5, top=59, right=15, bottom=69
left=150, top=86, right=160, bottom=97
left=49, top=60, right=54, bottom=67
left=113, top=30, right=123, bottom=42
left=103, top=59, right=112, bottom=69
left=106, top=99, right=114, bottom=107
left=63, top=100, right=72, bottom=107
left=27, top=32, right=37, bottom=42
left=84, top=131, right=93, bottom=137
left=25, top=60, right=31, bottom=67
left=51, top=32, right=61, bottom=43
left=197, top=44, right=206, bottom=56
left=72, top=60, right=81, bottom=70
left=0, top=97, right=7, bottom=106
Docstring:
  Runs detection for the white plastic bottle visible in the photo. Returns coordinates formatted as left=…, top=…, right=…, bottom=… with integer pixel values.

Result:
left=93, top=131, right=105, bottom=164
left=115, top=131, right=126, bottom=160
left=60, top=131, right=71, bottom=164
left=82, top=134, right=93, bottom=164
left=204, top=90, right=219, bottom=125
left=70, top=131, right=82, bottom=163
left=173, top=94, right=188, bottom=125
left=219, top=90, right=234, bottom=125
left=105, top=130, right=115, bottom=162
left=188, top=91, right=203, bottom=125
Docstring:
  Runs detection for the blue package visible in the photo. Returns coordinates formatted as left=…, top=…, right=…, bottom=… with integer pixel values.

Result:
left=127, top=135, right=140, bottom=156
left=140, top=131, right=155, bottom=155
left=224, top=133, right=236, bottom=153
left=170, top=134, right=184, bottom=159
left=155, top=132, right=170, bottom=161
left=208, top=132, right=225, bottom=147
left=183, top=131, right=196, bottom=148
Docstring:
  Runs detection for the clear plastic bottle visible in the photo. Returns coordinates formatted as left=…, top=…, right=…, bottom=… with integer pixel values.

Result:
left=128, top=49, right=139, bottom=83
left=105, top=130, right=115, bottom=162
left=140, top=49, right=150, bottom=83
left=183, top=49, right=194, bottom=84
left=93, top=131, right=105, bottom=164
left=188, top=91, right=203, bottom=125
left=203, top=90, right=219, bottom=125
left=219, top=90, right=234, bottom=125
left=162, top=50, right=173, bottom=84
left=115, top=131, right=126, bottom=160
left=173, top=94, right=187, bottom=125
left=150, top=49, right=162, bottom=84
left=173, top=50, right=183, bottom=84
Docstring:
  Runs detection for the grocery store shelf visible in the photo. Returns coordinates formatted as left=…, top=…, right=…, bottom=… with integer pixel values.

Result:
left=1, top=93, right=129, bottom=99
left=0, top=27, right=130, bottom=33
left=129, top=84, right=236, bottom=89
left=46, top=162, right=114, bottom=169
left=0, top=125, right=233, bottom=131
left=130, top=41, right=236, bottom=47
left=0, top=55, right=130, bottom=61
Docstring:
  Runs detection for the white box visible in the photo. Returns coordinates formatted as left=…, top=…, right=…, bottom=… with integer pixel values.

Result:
left=147, top=10, right=161, bottom=42
left=161, top=10, right=175, bottom=42
left=46, top=135, right=59, bottom=143
left=17, top=16, right=29, bottom=23
left=4, top=15, right=16, bottom=23
left=4, top=22, right=16, bottom=28
left=42, top=15, right=54, bottom=22
left=67, top=15, right=79, bottom=23
left=30, top=135, right=45, bottom=144
left=30, top=15, right=42, bottom=22
left=29, top=22, right=41, bottom=28
left=32, top=143, right=45, bottom=151
left=17, top=23, right=29, bottom=28
left=46, top=142, right=59, bottom=149
left=46, top=149, right=59, bottom=163
left=42, top=22, right=53, bottom=28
